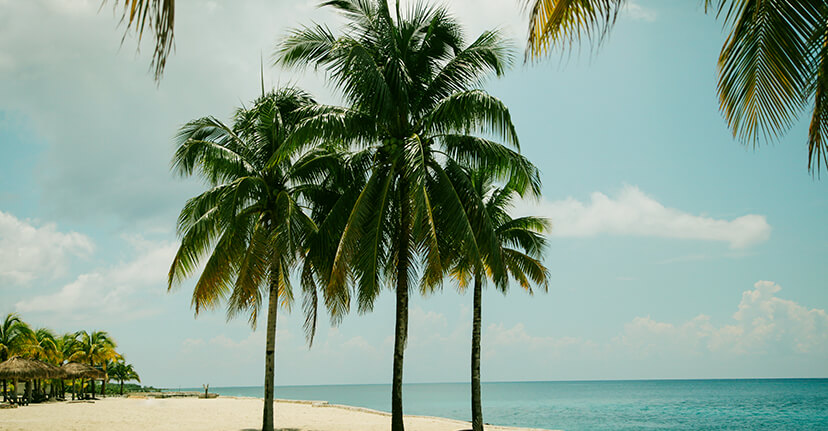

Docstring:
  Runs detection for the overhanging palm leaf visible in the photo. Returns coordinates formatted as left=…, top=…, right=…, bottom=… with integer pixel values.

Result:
left=526, top=0, right=828, bottom=175
left=104, top=0, right=175, bottom=81
left=525, top=0, right=623, bottom=58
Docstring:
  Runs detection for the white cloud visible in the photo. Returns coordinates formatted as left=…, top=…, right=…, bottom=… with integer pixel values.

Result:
left=15, top=237, right=176, bottom=319
left=518, top=185, right=771, bottom=248
left=622, top=2, right=657, bottom=22
left=487, top=280, right=828, bottom=370
left=0, top=210, right=94, bottom=284
left=0, top=0, right=526, bottom=230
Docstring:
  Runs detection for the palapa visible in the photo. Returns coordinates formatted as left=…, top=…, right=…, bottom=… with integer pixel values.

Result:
left=61, top=362, right=106, bottom=380
left=0, top=356, right=64, bottom=380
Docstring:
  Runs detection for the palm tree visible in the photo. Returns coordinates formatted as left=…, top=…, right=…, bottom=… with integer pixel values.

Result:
left=26, top=328, right=59, bottom=363
left=0, top=313, right=34, bottom=402
left=24, top=328, right=60, bottom=398
left=109, top=360, right=141, bottom=395
left=524, top=0, right=828, bottom=174
left=56, top=333, right=80, bottom=399
left=69, top=330, right=119, bottom=398
left=450, top=169, right=549, bottom=431
left=278, top=2, right=539, bottom=429
left=168, top=87, right=341, bottom=431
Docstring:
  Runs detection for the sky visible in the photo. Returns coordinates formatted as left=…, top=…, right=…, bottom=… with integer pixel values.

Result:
left=1, top=0, right=826, bottom=388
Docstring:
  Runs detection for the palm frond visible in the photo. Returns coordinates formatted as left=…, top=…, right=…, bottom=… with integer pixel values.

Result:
left=423, top=90, right=520, bottom=148
left=106, top=0, right=175, bottom=81
left=525, top=0, right=623, bottom=59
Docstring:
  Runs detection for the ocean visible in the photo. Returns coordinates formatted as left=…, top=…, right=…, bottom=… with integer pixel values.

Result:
left=173, top=379, right=828, bottom=430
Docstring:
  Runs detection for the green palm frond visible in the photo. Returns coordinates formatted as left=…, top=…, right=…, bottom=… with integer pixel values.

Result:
left=527, top=0, right=828, bottom=174
left=104, top=0, right=175, bottom=81
left=712, top=0, right=819, bottom=145
left=423, top=90, right=520, bottom=148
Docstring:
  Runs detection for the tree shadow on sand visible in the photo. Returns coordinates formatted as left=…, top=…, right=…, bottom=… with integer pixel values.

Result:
left=240, top=429, right=301, bottom=431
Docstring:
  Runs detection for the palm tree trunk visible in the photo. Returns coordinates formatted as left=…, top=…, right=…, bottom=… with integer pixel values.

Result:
left=261, top=275, right=280, bottom=431
left=471, top=275, right=484, bottom=431
left=12, top=379, right=17, bottom=403
left=392, top=187, right=411, bottom=431
left=120, top=381, right=124, bottom=396
left=2, top=379, right=6, bottom=402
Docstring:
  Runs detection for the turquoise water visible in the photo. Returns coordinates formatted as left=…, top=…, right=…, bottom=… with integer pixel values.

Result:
left=174, top=379, right=828, bottom=430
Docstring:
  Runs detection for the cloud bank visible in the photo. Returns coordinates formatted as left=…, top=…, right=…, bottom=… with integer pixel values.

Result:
left=518, top=186, right=771, bottom=248
left=169, top=279, right=827, bottom=384
left=15, top=236, right=176, bottom=320
left=0, top=210, right=94, bottom=284
left=484, top=280, right=828, bottom=378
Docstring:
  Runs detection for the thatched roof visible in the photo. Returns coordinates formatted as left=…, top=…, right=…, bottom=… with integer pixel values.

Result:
left=61, top=362, right=106, bottom=380
left=0, top=356, right=66, bottom=380
left=40, top=361, right=68, bottom=379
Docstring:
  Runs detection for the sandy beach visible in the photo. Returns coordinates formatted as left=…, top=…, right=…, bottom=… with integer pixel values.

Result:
left=0, top=397, right=553, bottom=431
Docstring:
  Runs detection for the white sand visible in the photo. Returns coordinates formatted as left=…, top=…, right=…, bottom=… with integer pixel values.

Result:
left=0, top=396, right=554, bottom=431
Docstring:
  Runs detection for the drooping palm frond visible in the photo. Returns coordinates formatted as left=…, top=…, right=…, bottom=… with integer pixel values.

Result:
left=808, top=18, right=828, bottom=172
left=526, top=0, right=828, bottom=174
left=105, top=0, right=175, bottom=81
left=525, top=0, right=624, bottom=58
left=710, top=1, right=820, bottom=144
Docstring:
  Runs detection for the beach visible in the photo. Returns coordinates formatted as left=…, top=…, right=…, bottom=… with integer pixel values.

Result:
left=0, top=396, right=553, bottom=431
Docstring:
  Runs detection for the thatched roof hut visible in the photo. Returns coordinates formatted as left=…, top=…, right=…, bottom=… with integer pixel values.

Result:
left=61, top=362, right=106, bottom=380
left=0, top=356, right=65, bottom=380
left=40, top=361, right=68, bottom=379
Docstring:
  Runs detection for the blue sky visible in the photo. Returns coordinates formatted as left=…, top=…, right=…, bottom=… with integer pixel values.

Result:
left=1, top=0, right=826, bottom=388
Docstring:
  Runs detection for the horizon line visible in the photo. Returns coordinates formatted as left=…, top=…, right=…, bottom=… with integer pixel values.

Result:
left=159, top=376, right=828, bottom=389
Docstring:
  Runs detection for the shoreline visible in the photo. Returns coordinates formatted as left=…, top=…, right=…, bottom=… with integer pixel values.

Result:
left=1, top=396, right=556, bottom=431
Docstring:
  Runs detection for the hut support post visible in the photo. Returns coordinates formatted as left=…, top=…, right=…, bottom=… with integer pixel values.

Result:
left=12, top=379, right=17, bottom=403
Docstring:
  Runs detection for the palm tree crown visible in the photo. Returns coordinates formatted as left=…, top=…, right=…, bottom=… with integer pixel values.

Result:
left=69, top=330, right=119, bottom=366
left=0, top=313, right=34, bottom=362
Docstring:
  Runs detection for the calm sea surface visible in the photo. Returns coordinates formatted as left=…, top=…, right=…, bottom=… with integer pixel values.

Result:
left=173, top=379, right=828, bottom=430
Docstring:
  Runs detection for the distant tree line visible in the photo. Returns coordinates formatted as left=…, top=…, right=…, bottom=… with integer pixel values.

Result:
left=0, top=313, right=142, bottom=401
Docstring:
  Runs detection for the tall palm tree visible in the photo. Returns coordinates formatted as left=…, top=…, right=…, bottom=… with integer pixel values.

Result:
left=450, top=169, right=549, bottom=431
left=524, top=0, right=828, bottom=174
left=278, top=2, right=540, bottom=429
left=168, top=87, right=342, bottom=431
left=69, top=330, right=119, bottom=397
left=0, top=313, right=34, bottom=402
left=109, top=360, right=141, bottom=395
